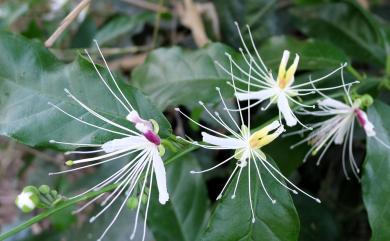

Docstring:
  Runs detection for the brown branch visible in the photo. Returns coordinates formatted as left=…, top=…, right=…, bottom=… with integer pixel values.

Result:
left=45, top=0, right=91, bottom=48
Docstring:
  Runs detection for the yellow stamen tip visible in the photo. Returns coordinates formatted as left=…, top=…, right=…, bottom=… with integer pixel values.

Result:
left=66, top=160, right=74, bottom=166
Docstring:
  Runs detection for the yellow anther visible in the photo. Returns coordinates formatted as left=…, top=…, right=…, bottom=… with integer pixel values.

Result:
left=249, top=123, right=284, bottom=150
left=276, top=50, right=299, bottom=90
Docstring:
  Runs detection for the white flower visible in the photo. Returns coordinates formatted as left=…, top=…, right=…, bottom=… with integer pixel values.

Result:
left=15, top=190, right=39, bottom=213
left=288, top=71, right=390, bottom=179
left=48, top=41, right=168, bottom=241
left=215, top=22, right=348, bottom=128
left=174, top=66, right=320, bottom=223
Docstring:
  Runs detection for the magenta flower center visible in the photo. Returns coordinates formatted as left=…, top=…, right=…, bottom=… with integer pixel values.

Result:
left=144, top=130, right=161, bottom=145
left=354, top=109, right=366, bottom=127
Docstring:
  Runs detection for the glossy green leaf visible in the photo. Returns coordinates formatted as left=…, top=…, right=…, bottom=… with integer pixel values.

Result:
left=260, top=36, right=348, bottom=70
left=291, top=1, right=386, bottom=65
left=362, top=101, right=390, bottom=241
left=201, top=157, right=300, bottom=241
left=0, top=31, right=171, bottom=149
left=132, top=43, right=237, bottom=110
left=293, top=196, right=339, bottom=241
left=148, top=154, right=209, bottom=241
left=94, top=13, right=154, bottom=46
left=213, top=0, right=288, bottom=46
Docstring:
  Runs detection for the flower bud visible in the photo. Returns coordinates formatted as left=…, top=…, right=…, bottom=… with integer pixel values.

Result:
left=15, top=186, right=40, bottom=213
left=126, top=196, right=138, bottom=210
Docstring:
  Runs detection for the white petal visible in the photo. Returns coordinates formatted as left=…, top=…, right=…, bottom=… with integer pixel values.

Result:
left=318, top=98, right=349, bottom=110
left=202, top=132, right=244, bottom=149
left=101, top=136, right=147, bottom=153
left=277, top=94, right=297, bottom=127
left=235, top=89, right=275, bottom=101
left=152, top=150, right=169, bottom=204
left=334, top=120, right=350, bottom=144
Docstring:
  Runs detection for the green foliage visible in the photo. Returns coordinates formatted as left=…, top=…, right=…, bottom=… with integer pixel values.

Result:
left=0, top=31, right=171, bottom=150
left=148, top=154, right=209, bottom=241
left=362, top=101, right=390, bottom=241
left=132, top=43, right=237, bottom=110
left=1, top=1, right=390, bottom=241
left=202, top=157, right=299, bottom=241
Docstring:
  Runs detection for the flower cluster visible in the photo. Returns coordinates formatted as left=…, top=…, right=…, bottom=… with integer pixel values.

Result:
left=17, top=23, right=390, bottom=241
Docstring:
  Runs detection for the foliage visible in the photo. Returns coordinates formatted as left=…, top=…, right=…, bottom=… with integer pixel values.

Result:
left=0, top=0, right=390, bottom=241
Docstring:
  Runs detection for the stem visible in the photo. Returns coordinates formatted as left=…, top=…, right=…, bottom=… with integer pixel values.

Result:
left=0, top=143, right=194, bottom=240
left=346, top=65, right=364, bottom=81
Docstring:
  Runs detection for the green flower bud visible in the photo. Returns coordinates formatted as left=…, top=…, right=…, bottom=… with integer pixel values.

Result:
left=39, top=185, right=50, bottom=194
left=126, top=196, right=138, bottom=209
left=358, top=94, right=374, bottom=108
left=15, top=188, right=40, bottom=213
left=158, top=145, right=165, bottom=157
left=141, top=193, right=148, bottom=204
left=150, top=119, right=160, bottom=134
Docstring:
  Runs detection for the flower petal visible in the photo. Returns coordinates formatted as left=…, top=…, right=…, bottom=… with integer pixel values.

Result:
left=202, top=132, right=244, bottom=149
left=101, top=136, right=147, bottom=153
left=152, top=150, right=169, bottom=204
left=318, top=98, right=349, bottom=110
left=235, top=89, right=275, bottom=101
left=277, top=94, right=297, bottom=127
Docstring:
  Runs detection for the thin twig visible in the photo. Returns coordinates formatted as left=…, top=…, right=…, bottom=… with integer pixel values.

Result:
left=45, top=0, right=91, bottom=48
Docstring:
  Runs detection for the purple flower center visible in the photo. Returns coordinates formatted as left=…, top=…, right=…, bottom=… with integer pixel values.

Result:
left=354, top=109, right=366, bottom=127
left=144, top=130, right=161, bottom=145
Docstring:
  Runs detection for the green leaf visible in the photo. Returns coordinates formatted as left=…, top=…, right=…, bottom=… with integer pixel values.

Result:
left=260, top=36, right=349, bottom=70
left=132, top=43, right=237, bottom=110
left=291, top=1, right=386, bottom=65
left=214, top=0, right=287, bottom=45
left=0, top=31, right=171, bottom=149
left=362, top=101, right=390, bottom=241
left=293, top=196, right=339, bottom=241
left=148, top=154, right=209, bottom=241
left=94, top=13, right=154, bottom=46
left=201, top=157, right=300, bottom=241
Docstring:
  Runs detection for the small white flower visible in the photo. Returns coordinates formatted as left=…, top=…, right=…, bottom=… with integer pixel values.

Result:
left=48, top=41, right=168, bottom=241
left=15, top=191, right=38, bottom=213
left=175, top=63, right=320, bottom=223
left=288, top=71, right=390, bottom=179
left=215, top=22, right=348, bottom=128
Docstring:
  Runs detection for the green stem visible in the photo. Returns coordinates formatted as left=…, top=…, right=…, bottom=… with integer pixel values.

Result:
left=347, top=65, right=364, bottom=81
left=0, top=184, right=116, bottom=241
left=0, top=143, right=194, bottom=240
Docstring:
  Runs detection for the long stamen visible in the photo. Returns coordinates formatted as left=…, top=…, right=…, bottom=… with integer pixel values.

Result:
left=254, top=151, right=321, bottom=203
left=216, top=165, right=239, bottom=200
left=174, top=108, right=233, bottom=139
left=252, top=150, right=298, bottom=194
left=215, top=61, right=265, bottom=88
left=247, top=160, right=255, bottom=223
left=49, top=102, right=131, bottom=137
left=131, top=155, right=153, bottom=239
left=190, top=152, right=241, bottom=174
left=84, top=49, right=132, bottom=114
left=49, top=140, right=101, bottom=147
left=93, top=40, right=135, bottom=111
left=216, top=87, right=241, bottom=131
left=64, top=88, right=140, bottom=136
left=292, top=63, right=347, bottom=89
left=231, top=165, right=244, bottom=199
left=49, top=149, right=138, bottom=175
